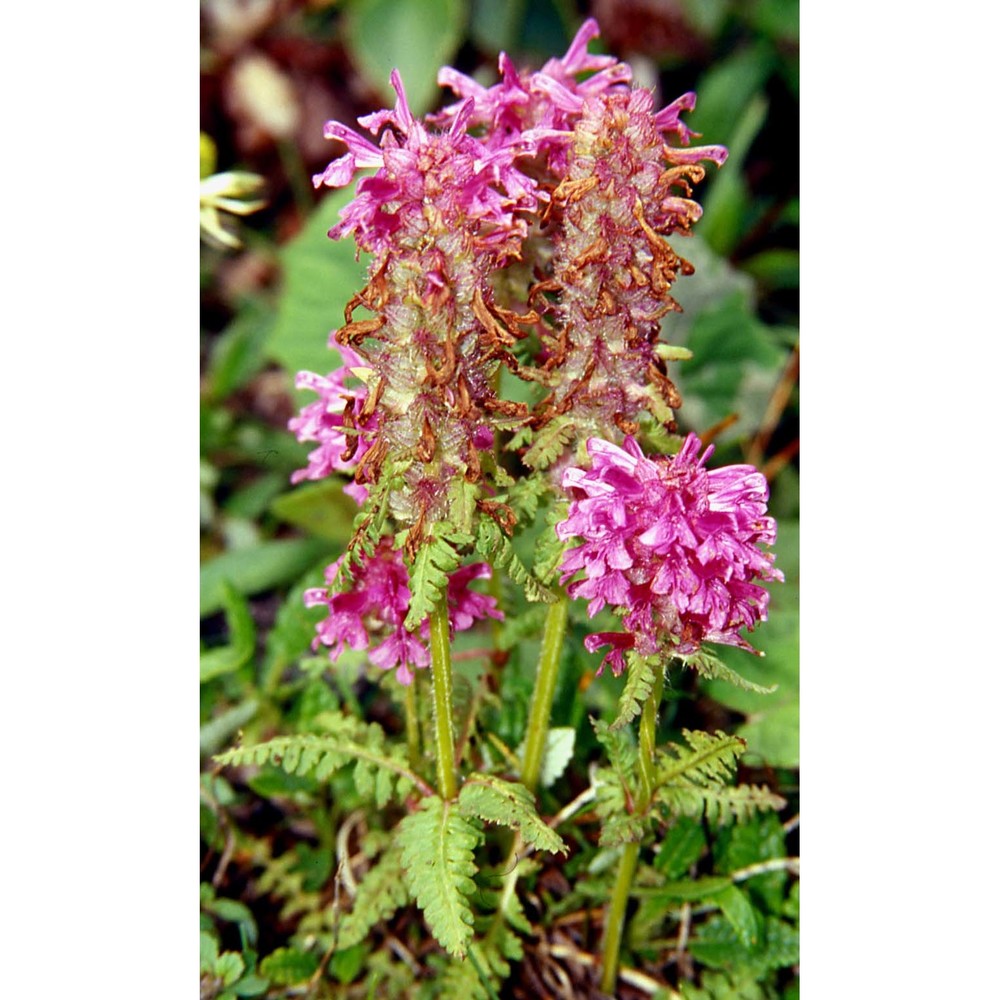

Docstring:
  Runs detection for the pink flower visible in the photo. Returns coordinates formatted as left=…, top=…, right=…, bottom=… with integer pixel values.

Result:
left=305, top=540, right=503, bottom=685
left=557, top=435, right=782, bottom=674
left=287, top=346, right=376, bottom=503
left=435, top=18, right=630, bottom=171
left=313, top=69, right=538, bottom=260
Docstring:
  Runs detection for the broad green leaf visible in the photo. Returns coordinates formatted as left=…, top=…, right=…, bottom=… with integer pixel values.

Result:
left=654, top=816, right=707, bottom=878
left=673, top=291, right=786, bottom=444
left=741, top=249, right=800, bottom=291
left=215, top=951, right=245, bottom=986
left=715, top=884, right=761, bottom=949
left=469, top=0, right=523, bottom=52
left=329, top=943, right=368, bottom=984
left=232, top=974, right=269, bottom=997
left=259, top=947, right=319, bottom=985
left=200, top=581, right=256, bottom=683
left=697, top=94, right=769, bottom=256
left=345, top=0, right=465, bottom=116
left=269, top=189, right=370, bottom=380
left=206, top=298, right=274, bottom=402
left=200, top=538, right=332, bottom=616
left=686, top=45, right=773, bottom=153
left=270, top=479, right=361, bottom=543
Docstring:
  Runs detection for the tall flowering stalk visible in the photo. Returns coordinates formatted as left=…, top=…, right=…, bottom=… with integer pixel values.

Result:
left=313, top=69, right=539, bottom=540
left=242, top=16, right=788, bottom=990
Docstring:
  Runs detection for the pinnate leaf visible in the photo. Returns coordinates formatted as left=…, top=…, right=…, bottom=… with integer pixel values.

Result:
left=458, top=773, right=567, bottom=855
left=398, top=796, right=481, bottom=958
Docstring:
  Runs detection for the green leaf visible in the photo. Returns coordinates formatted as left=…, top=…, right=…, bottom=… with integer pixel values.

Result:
left=269, top=188, right=370, bottom=379
left=200, top=698, right=260, bottom=758
left=687, top=45, right=773, bottom=157
left=654, top=816, right=707, bottom=878
left=398, top=796, right=481, bottom=958
left=345, top=0, right=466, bottom=117
left=637, top=875, right=731, bottom=902
left=201, top=538, right=332, bottom=617
left=521, top=416, right=576, bottom=470
left=206, top=298, right=274, bottom=402
left=475, top=517, right=555, bottom=604
left=215, top=714, right=421, bottom=804
left=404, top=528, right=468, bottom=631
left=697, top=93, right=769, bottom=256
left=715, top=884, right=761, bottom=949
left=458, top=773, right=567, bottom=855
left=469, top=0, right=523, bottom=52
left=741, top=249, right=800, bottom=291
left=537, top=726, right=575, bottom=788
left=200, top=581, right=256, bottom=683
left=201, top=931, right=219, bottom=972
left=610, top=653, right=659, bottom=731
left=259, top=947, right=319, bottom=985
left=701, top=521, right=799, bottom=768
left=215, top=951, right=245, bottom=986
left=674, top=291, right=786, bottom=443
left=270, top=479, right=362, bottom=543
left=232, top=974, right=269, bottom=997
left=679, top=648, right=777, bottom=696
left=262, top=559, right=328, bottom=688
left=329, top=943, right=368, bottom=984
left=336, top=843, right=410, bottom=950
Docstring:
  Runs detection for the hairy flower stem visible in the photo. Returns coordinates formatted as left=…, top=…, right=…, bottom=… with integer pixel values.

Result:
left=404, top=680, right=421, bottom=774
left=600, top=669, right=665, bottom=993
left=520, top=591, right=570, bottom=795
left=429, top=602, right=458, bottom=801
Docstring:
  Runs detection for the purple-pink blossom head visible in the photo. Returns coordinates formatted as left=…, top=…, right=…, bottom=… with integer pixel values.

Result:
left=313, top=69, right=538, bottom=260
left=556, top=435, right=783, bottom=675
left=304, top=539, right=503, bottom=685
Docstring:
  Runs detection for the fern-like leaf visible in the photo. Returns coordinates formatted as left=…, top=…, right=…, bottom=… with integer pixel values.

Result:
left=397, top=796, right=481, bottom=958
left=214, top=713, right=431, bottom=804
left=522, top=416, right=576, bottom=470
left=610, top=652, right=660, bottom=731
left=458, top=773, right=567, bottom=855
left=335, top=842, right=410, bottom=950
left=652, top=729, right=785, bottom=825
left=330, top=460, right=407, bottom=587
left=532, top=502, right=569, bottom=586
left=404, top=525, right=470, bottom=631
left=679, top=648, right=778, bottom=695
left=592, top=768, right=649, bottom=847
left=475, top=517, right=555, bottom=604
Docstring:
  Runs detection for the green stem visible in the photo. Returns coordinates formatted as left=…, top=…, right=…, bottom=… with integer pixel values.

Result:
left=520, top=591, right=569, bottom=795
left=429, top=601, right=458, bottom=801
left=488, top=591, right=570, bottom=941
left=600, top=668, right=665, bottom=994
left=404, top=677, right=421, bottom=775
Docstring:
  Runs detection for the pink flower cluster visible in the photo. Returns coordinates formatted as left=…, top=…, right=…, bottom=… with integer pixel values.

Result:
left=434, top=18, right=630, bottom=170
left=557, top=435, right=783, bottom=675
left=304, top=540, right=503, bottom=685
left=313, top=68, right=539, bottom=261
left=287, top=346, right=376, bottom=504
